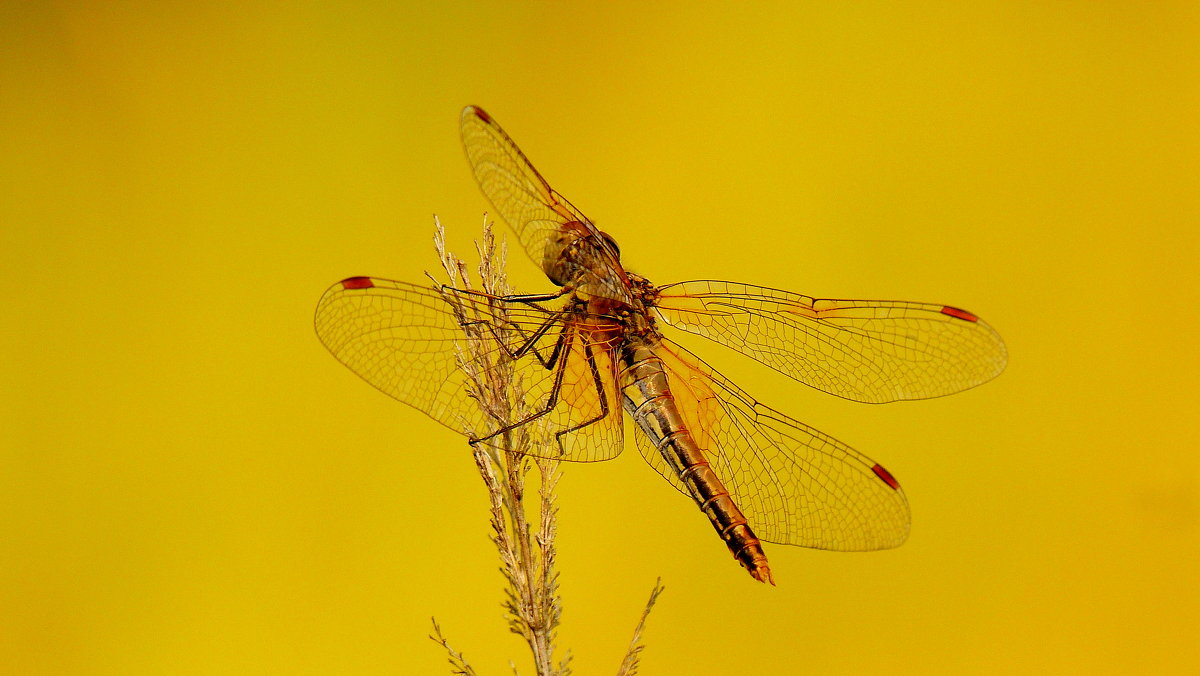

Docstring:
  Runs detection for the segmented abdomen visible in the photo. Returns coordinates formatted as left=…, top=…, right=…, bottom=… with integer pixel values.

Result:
left=619, top=339, right=775, bottom=584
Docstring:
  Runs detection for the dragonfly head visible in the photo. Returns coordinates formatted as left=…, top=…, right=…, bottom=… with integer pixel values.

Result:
left=541, top=221, right=636, bottom=306
left=543, top=222, right=624, bottom=285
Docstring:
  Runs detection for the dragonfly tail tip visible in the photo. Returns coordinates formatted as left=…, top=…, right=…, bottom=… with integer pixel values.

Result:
left=750, top=564, right=775, bottom=585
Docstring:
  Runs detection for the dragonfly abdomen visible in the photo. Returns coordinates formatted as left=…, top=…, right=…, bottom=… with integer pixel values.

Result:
left=619, top=340, right=774, bottom=584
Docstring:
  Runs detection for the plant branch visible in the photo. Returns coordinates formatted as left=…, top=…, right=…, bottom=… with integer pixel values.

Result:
left=427, top=215, right=659, bottom=676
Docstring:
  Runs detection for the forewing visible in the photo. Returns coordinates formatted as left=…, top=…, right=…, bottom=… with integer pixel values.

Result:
left=460, top=106, right=633, bottom=303
left=631, top=337, right=910, bottom=550
left=460, top=106, right=590, bottom=263
left=653, top=280, right=1007, bottom=403
left=315, top=276, right=622, bottom=462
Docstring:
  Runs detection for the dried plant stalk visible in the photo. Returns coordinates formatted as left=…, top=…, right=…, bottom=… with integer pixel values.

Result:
left=428, top=216, right=660, bottom=676
left=615, top=579, right=666, bottom=676
left=430, top=619, right=479, bottom=676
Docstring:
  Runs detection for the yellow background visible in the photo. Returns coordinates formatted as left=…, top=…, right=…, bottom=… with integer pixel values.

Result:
left=3, top=2, right=1197, bottom=673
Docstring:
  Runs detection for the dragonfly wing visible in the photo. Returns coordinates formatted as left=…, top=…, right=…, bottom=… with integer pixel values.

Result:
left=460, top=106, right=631, bottom=302
left=315, top=276, right=623, bottom=462
left=460, top=106, right=578, bottom=259
left=653, top=280, right=1007, bottom=403
left=631, top=337, right=910, bottom=550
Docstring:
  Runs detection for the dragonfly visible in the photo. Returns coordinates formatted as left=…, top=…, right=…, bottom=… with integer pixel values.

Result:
left=315, top=106, right=1007, bottom=584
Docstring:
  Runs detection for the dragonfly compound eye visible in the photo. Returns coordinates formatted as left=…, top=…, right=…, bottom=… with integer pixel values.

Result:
left=600, top=231, right=621, bottom=260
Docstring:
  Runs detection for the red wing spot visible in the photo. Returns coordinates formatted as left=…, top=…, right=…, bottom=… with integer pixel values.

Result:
left=872, top=464, right=901, bottom=490
left=940, top=306, right=978, bottom=322
left=471, top=106, right=492, bottom=123
left=341, top=277, right=375, bottom=290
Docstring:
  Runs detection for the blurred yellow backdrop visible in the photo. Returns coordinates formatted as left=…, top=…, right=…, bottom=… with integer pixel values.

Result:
left=2, top=2, right=1197, bottom=673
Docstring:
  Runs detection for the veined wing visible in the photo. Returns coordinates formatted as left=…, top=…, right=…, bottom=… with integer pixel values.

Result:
left=460, top=106, right=629, bottom=301
left=460, top=105, right=588, bottom=254
left=653, top=280, right=1007, bottom=404
left=315, top=276, right=623, bottom=461
left=633, top=336, right=910, bottom=550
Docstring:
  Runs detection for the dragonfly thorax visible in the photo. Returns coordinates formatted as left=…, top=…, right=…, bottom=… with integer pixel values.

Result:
left=577, top=272, right=660, bottom=340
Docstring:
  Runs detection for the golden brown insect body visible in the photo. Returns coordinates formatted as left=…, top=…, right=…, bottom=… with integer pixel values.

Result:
left=619, top=332, right=774, bottom=583
left=579, top=268, right=776, bottom=582
left=315, top=106, right=1006, bottom=583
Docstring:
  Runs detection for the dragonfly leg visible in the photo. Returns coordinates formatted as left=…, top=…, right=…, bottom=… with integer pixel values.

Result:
left=550, top=338, right=612, bottom=456
left=446, top=290, right=565, bottom=369
left=501, top=309, right=568, bottom=369
left=443, top=284, right=569, bottom=304
left=468, top=323, right=574, bottom=447
left=501, top=290, right=570, bottom=303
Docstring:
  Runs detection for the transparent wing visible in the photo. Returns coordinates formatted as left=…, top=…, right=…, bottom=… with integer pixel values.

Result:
left=460, top=105, right=588, bottom=258
left=653, top=280, right=1007, bottom=404
left=460, top=106, right=630, bottom=302
left=632, top=337, right=910, bottom=550
left=315, top=276, right=623, bottom=461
